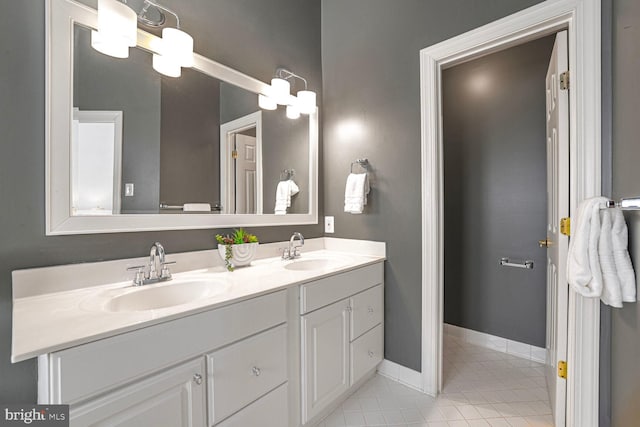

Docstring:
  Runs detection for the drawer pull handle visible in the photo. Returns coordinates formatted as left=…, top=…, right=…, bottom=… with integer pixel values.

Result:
left=252, top=367, right=262, bottom=377
left=346, top=306, right=353, bottom=313
left=368, top=350, right=374, bottom=358
left=367, top=306, right=374, bottom=313
left=193, top=373, right=203, bottom=385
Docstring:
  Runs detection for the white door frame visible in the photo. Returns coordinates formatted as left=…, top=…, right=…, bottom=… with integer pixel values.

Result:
left=72, top=109, right=123, bottom=215
left=220, top=111, right=263, bottom=214
left=419, top=1, right=601, bottom=426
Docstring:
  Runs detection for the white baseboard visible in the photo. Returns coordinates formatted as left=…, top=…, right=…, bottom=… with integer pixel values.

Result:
left=444, top=323, right=546, bottom=363
left=377, top=359, right=423, bottom=391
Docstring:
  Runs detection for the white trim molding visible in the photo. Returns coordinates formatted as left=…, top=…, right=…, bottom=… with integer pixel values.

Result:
left=377, top=359, right=422, bottom=392
left=420, top=0, right=601, bottom=426
left=444, top=324, right=547, bottom=364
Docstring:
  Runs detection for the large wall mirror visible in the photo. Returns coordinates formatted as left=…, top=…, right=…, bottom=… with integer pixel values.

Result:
left=47, top=0, right=318, bottom=234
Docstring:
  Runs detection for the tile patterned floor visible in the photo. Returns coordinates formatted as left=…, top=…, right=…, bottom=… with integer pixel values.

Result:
left=316, top=335, right=554, bottom=427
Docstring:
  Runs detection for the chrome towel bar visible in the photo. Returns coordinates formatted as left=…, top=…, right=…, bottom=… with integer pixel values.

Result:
left=500, top=257, right=534, bottom=270
left=605, top=197, right=640, bottom=210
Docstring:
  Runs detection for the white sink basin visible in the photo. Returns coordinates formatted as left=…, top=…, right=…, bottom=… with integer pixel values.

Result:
left=105, top=279, right=230, bottom=312
left=284, top=257, right=349, bottom=272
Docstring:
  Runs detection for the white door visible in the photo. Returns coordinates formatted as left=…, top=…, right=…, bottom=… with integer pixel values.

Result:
left=301, top=299, right=350, bottom=424
left=544, top=30, right=570, bottom=427
left=234, top=134, right=257, bottom=214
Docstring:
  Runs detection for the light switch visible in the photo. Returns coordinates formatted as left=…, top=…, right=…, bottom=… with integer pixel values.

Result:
left=324, top=216, right=335, bottom=233
left=125, top=183, right=134, bottom=197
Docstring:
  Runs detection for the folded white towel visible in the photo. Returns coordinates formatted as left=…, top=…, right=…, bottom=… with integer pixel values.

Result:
left=183, top=203, right=211, bottom=212
left=598, top=209, right=623, bottom=307
left=344, top=173, right=370, bottom=214
left=567, top=197, right=608, bottom=298
left=274, top=179, right=299, bottom=215
left=611, top=208, right=637, bottom=302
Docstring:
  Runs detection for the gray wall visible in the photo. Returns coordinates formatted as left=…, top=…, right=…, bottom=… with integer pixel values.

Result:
left=442, top=36, right=554, bottom=348
left=0, top=0, right=321, bottom=403
left=160, top=68, right=221, bottom=207
left=74, top=26, right=161, bottom=213
left=611, top=0, right=640, bottom=424
left=321, top=0, right=544, bottom=371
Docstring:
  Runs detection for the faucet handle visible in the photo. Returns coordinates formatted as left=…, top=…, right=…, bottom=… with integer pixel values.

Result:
left=126, top=265, right=147, bottom=286
left=159, top=261, right=176, bottom=279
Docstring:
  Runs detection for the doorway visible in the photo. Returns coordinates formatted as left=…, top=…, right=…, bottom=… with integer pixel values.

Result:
left=220, top=111, right=264, bottom=214
left=419, top=1, right=602, bottom=426
left=441, top=32, right=565, bottom=427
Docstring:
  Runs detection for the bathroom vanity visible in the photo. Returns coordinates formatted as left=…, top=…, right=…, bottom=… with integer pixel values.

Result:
left=12, top=238, right=385, bottom=426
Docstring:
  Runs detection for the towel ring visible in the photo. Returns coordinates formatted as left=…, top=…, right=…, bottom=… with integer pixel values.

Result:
left=350, top=158, right=369, bottom=174
left=280, top=169, right=295, bottom=180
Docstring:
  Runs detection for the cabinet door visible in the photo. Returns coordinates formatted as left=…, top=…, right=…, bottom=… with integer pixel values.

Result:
left=301, top=299, right=350, bottom=424
left=70, top=358, right=206, bottom=427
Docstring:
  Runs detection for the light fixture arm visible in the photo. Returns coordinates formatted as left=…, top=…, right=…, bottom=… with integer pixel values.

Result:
left=276, top=68, right=308, bottom=90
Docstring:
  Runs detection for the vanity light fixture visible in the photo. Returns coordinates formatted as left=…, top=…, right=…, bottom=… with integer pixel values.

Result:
left=259, top=68, right=317, bottom=117
left=147, top=1, right=194, bottom=78
left=276, top=68, right=317, bottom=115
left=90, top=0, right=137, bottom=59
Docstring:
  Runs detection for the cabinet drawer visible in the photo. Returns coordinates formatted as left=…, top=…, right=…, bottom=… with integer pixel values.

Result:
left=300, top=263, right=383, bottom=314
left=216, top=383, right=288, bottom=427
left=350, top=324, right=383, bottom=386
left=207, top=325, right=287, bottom=425
left=350, top=285, right=383, bottom=341
left=49, top=291, right=286, bottom=404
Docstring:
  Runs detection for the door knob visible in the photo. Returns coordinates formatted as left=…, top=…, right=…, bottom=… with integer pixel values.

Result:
left=539, top=238, right=552, bottom=248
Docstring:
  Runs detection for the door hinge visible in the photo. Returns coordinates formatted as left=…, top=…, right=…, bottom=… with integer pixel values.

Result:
left=231, top=150, right=238, bottom=160
left=560, top=71, right=570, bottom=90
left=558, top=360, right=567, bottom=379
left=560, top=217, right=571, bottom=236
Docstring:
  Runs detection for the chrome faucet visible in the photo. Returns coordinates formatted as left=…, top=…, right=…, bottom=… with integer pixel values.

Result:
left=127, top=242, right=176, bottom=286
left=282, top=232, right=304, bottom=260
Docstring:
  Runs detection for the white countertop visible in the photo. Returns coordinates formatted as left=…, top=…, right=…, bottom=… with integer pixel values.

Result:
left=12, top=241, right=385, bottom=363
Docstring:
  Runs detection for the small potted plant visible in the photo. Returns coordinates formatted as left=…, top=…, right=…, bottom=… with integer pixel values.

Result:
left=215, top=228, right=259, bottom=271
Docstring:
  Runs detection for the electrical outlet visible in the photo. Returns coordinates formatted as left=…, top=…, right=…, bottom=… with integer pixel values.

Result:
left=324, top=216, right=335, bottom=233
left=125, top=183, right=134, bottom=197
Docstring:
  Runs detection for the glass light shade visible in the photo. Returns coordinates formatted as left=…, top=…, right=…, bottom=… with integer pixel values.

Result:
left=286, top=104, right=300, bottom=120
left=271, top=77, right=291, bottom=105
left=153, top=53, right=181, bottom=78
left=258, top=94, right=277, bottom=110
left=162, top=28, right=194, bottom=68
left=297, top=90, right=317, bottom=114
left=97, top=0, right=137, bottom=47
left=91, top=30, right=129, bottom=59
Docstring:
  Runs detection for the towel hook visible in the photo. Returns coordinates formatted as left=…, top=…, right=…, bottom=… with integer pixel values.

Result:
left=350, top=158, right=370, bottom=174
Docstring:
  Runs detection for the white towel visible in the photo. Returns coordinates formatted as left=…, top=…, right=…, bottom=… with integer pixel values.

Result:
left=183, top=203, right=211, bottom=212
left=567, top=197, right=608, bottom=298
left=344, top=173, right=370, bottom=214
left=274, top=179, right=299, bottom=215
left=611, top=208, right=637, bottom=302
left=598, top=209, right=623, bottom=307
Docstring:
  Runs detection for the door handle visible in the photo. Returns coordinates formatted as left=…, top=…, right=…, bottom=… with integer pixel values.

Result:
left=539, top=238, right=552, bottom=248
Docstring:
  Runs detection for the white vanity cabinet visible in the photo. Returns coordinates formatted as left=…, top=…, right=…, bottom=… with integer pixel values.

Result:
left=39, top=290, right=289, bottom=427
left=299, top=263, right=384, bottom=425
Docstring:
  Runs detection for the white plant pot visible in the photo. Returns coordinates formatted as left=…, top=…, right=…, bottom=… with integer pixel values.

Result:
left=217, top=242, right=259, bottom=268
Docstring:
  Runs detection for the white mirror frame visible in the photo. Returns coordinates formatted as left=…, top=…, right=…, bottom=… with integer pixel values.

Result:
left=46, top=0, right=318, bottom=235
